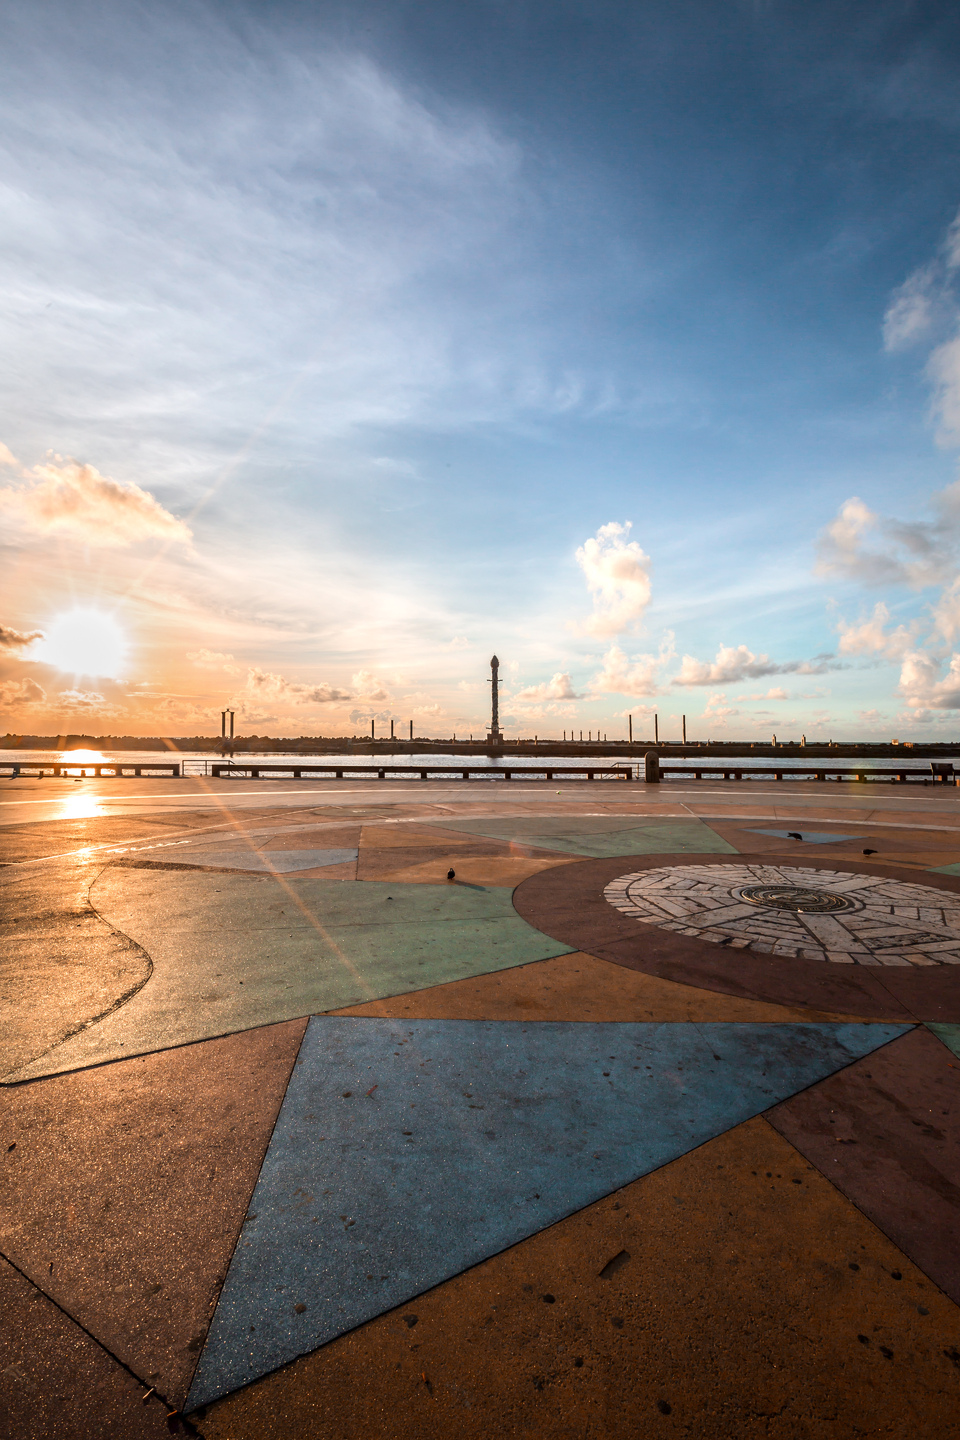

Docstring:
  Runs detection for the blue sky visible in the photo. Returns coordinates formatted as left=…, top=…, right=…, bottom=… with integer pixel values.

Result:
left=2, top=0, right=960, bottom=739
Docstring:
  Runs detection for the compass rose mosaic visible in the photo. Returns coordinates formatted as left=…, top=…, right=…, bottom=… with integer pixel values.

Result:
left=603, top=863, right=960, bottom=967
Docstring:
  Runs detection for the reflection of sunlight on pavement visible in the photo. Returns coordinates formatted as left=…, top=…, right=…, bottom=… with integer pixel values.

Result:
left=57, top=793, right=106, bottom=820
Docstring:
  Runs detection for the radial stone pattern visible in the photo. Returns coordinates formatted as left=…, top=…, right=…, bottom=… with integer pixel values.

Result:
left=603, top=864, right=960, bottom=968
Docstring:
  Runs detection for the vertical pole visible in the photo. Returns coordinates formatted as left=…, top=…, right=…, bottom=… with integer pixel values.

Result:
left=371, top=719, right=375, bottom=740
left=628, top=714, right=632, bottom=743
left=682, top=714, right=686, bottom=744
left=654, top=713, right=658, bottom=744
left=391, top=719, right=395, bottom=740
left=221, top=711, right=226, bottom=739
left=229, top=710, right=234, bottom=741
left=409, top=720, right=413, bottom=741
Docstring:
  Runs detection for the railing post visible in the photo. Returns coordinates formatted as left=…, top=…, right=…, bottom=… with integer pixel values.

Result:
left=644, top=751, right=660, bottom=783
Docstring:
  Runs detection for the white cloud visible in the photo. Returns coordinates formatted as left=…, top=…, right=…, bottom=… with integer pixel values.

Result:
left=0, top=455, right=192, bottom=548
left=835, top=602, right=916, bottom=660
left=0, top=676, right=45, bottom=706
left=575, top=522, right=652, bottom=637
left=815, top=487, right=960, bottom=589
left=883, top=263, right=942, bottom=352
left=512, top=672, right=580, bottom=703
left=238, top=668, right=353, bottom=709
left=56, top=688, right=119, bottom=714
left=672, top=643, right=836, bottom=687
left=702, top=691, right=739, bottom=726
left=0, top=442, right=17, bottom=467
left=589, top=637, right=674, bottom=698
left=931, top=576, right=960, bottom=644
left=351, top=670, right=391, bottom=701
left=898, top=650, right=960, bottom=710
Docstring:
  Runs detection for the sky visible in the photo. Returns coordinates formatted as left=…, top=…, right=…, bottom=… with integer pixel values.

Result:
left=2, top=0, right=960, bottom=742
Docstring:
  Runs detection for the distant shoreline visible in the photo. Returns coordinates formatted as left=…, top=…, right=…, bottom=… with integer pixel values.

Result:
left=2, top=735, right=957, bottom=760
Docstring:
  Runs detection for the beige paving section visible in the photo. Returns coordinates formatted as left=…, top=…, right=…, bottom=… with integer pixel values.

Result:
left=367, top=855, right=575, bottom=887
left=198, top=1117, right=960, bottom=1440
left=331, top=950, right=867, bottom=1023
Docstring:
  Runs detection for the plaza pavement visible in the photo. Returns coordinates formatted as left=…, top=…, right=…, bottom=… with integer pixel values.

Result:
left=1, top=771, right=959, bottom=1437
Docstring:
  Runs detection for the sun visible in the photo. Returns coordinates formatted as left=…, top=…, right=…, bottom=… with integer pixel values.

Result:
left=34, top=608, right=129, bottom=680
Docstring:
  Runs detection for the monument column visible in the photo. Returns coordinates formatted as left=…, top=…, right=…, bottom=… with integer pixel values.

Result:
left=487, top=655, right=502, bottom=747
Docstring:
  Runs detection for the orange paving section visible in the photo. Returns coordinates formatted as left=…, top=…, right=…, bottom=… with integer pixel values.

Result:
left=332, top=951, right=869, bottom=1024
left=199, top=1116, right=959, bottom=1440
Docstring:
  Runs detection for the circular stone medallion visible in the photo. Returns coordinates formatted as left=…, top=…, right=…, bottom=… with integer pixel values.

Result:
left=738, top=884, right=856, bottom=915
left=603, top=863, right=960, bottom=967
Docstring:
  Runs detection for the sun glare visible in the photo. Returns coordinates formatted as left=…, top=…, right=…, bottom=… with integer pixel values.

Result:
left=34, top=608, right=129, bottom=679
left=61, top=749, right=106, bottom=764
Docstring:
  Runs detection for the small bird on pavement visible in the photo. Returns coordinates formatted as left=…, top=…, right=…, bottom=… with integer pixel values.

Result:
left=862, top=848, right=877, bottom=855
left=447, top=868, right=456, bottom=880
left=787, top=832, right=803, bottom=840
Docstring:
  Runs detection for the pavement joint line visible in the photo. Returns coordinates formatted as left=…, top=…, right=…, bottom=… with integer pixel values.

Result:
left=0, top=1247, right=197, bottom=1431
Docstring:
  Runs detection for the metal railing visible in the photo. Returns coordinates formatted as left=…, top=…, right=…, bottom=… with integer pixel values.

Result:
left=209, top=761, right=637, bottom=781
left=0, top=762, right=182, bottom=778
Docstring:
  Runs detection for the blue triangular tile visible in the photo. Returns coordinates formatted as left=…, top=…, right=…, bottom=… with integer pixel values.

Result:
left=187, top=1018, right=909, bottom=1407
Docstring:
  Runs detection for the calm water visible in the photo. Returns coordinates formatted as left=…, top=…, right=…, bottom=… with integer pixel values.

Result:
left=0, top=748, right=950, bottom=781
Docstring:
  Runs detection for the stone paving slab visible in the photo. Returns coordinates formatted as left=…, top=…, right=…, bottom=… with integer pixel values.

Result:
left=768, top=1025, right=960, bottom=1307
left=0, top=1256, right=181, bottom=1439
left=1, top=861, right=153, bottom=1080
left=514, top=855, right=960, bottom=1021
left=332, top=951, right=869, bottom=1023
left=195, top=1116, right=960, bottom=1440
left=6, top=873, right=573, bottom=1081
left=0, top=1018, right=307, bottom=1408
left=427, top=815, right=738, bottom=858
left=366, top=854, right=575, bottom=887
left=186, top=1017, right=906, bottom=1407
left=928, top=1022, right=960, bottom=1058
left=148, top=848, right=360, bottom=874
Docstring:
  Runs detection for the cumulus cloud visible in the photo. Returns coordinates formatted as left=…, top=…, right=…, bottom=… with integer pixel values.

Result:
left=351, top=670, right=391, bottom=702
left=897, top=650, right=960, bottom=711
left=702, top=692, right=739, bottom=726
left=835, top=602, right=917, bottom=660
left=240, top=668, right=353, bottom=707
left=187, top=648, right=241, bottom=674
left=512, top=672, right=580, bottom=703
left=0, top=677, right=45, bottom=706
left=672, top=644, right=838, bottom=687
left=0, top=442, right=17, bottom=467
left=56, top=689, right=118, bottom=713
left=814, top=491, right=960, bottom=590
left=575, top=522, right=652, bottom=637
left=0, top=624, right=43, bottom=651
left=0, top=455, right=192, bottom=548
left=881, top=207, right=960, bottom=445
left=589, top=637, right=674, bottom=698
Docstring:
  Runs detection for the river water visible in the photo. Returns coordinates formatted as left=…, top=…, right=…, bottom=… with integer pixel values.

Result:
left=0, top=748, right=951, bottom=780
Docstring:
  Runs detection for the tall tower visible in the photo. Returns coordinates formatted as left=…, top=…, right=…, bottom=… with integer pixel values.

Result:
left=487, top=655, right=502, bottom=746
